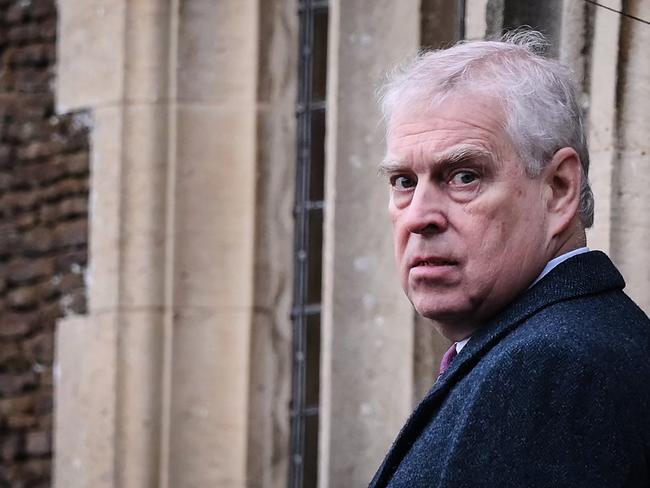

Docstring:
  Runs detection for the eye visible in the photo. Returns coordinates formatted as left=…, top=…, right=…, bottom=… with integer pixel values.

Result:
left=449, top=170, right=478, bottom=186
left=390, top=175, right=417, bottom=191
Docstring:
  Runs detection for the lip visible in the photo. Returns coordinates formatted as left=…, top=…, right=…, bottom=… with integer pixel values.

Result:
left=408, top=255, right=459, bottom=280
left=408, top=255, right=458, bottom=269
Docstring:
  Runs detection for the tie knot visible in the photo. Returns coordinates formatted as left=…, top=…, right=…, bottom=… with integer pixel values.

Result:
left=438, top=343, right=458, bottom=379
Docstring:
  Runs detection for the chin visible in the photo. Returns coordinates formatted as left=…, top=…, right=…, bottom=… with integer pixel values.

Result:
left=411, top=296, right=473, bottom=325
left=414, top=304, right=477, bottom=341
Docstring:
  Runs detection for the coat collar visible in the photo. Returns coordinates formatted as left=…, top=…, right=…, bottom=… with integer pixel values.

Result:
left=370, top=251, right=625, bottom=487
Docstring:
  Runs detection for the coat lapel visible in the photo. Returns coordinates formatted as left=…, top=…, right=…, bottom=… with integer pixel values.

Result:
left=369, top=251, right=625, bottom=487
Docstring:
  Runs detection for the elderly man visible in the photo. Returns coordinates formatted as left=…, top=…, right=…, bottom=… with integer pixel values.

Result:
left=370, top=31, right=650, bottom=487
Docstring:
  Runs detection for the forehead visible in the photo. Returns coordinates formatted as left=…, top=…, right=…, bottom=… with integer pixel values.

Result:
left=385, top=95, right=511, bottom=163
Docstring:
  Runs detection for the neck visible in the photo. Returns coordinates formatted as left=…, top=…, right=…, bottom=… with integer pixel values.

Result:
left=432, top=322, right=477, bottom=343
left=548, top=220, right=587, bottom=262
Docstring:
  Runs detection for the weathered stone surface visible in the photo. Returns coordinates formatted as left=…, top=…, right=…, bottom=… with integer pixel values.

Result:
left=466, top=0, right=489, bottom=39
left=247, top=1, right=296, bottom=485
left=321, top=1, right=418, bottom=486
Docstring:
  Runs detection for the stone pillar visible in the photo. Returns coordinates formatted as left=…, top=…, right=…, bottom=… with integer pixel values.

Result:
left=54, top=1, right=260, bottom=487
left=319, top=1, right=418, bottom=486
left=465, top=0, right=489, bottom=40
left=610, top=0, right=650, bottom=311
left=585, top=0, right=622, bottom=254
left=55, top=2, right=170, bottom=487
left=247, top=2, right=297, bottom=487
left=165, top=1, right=258, bottom=487
left=421, top=0, right=462, bottom=48
left=559, top=0, right=593, bottom=91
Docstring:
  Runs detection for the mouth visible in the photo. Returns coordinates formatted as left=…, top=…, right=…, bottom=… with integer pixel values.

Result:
left=408, top=256, right=459, bottom=281
left=411, top=257, right=458, bottom=268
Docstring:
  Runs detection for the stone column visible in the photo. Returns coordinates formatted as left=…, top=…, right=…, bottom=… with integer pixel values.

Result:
left=610, top=0, right=650, bottom=312
left=559, top=0, right=593, bottom=90
left=465, top=0, right=489, bottom=40
left=54, top=1, right=260, bottom=487
left=585, top=0, right=622, bottom=254
left=421, top=0, right=462, bottom=48
left=319, top=1, right=418, bottom=486
left=55, top=2, right=171, bottom=487
left=247, top=3, right=297, bottom=487
left=165, top=1, right=259, bottom=487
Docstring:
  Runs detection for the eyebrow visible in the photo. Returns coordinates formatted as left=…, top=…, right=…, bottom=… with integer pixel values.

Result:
left=378, top=145, right=493, bottom=176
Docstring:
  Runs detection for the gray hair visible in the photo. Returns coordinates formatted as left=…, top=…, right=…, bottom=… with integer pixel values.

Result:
left=379, top=30, right=594, bottom=228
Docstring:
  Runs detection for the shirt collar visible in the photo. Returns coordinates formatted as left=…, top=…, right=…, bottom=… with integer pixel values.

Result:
left=529, top=246, right=590, bottom=288
left=455, top=338, right=470, bottom=353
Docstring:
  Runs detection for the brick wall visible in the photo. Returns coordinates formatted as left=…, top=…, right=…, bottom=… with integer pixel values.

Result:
left=0, top=0, right=89, bottom=486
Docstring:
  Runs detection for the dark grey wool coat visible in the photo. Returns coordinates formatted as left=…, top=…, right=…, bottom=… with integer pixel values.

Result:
left=370, top=251, right=650, bottom=487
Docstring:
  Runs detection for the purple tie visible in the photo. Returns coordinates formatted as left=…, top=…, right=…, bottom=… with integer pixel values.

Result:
left=437, top=343, right=458, bottom=379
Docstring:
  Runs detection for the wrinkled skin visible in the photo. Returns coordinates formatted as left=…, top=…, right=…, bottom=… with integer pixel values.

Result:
left=382, top=95, right=583, bottom=340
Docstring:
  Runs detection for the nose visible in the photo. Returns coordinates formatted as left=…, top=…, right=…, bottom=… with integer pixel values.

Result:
left=402, top=183, right=449, bottom=235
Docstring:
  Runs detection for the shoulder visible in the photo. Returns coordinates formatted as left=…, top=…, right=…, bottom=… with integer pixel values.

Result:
left=512, top=289, right=650, bottom=368
left=466, top=289, right=650, bottom=417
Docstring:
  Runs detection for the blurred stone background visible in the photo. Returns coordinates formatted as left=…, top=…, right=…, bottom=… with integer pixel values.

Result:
left=0, top=1, right=647, bottom=487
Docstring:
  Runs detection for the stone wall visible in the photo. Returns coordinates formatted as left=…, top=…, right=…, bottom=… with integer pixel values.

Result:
left=0, top=0, right=89, bottom=486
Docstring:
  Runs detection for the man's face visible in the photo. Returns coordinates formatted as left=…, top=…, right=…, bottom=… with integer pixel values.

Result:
left=384, top=95, right=552, bottom=338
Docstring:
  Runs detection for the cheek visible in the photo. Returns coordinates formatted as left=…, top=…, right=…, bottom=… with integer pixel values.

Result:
left=391, top=192, right=412, bottom=209
left=460, top=194, right=531, bottom=258
left=390, top=214, right=408, bottom=261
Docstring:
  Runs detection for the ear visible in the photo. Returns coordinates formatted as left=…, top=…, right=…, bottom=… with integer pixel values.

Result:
left=543, top=147, right=582, bottom=238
